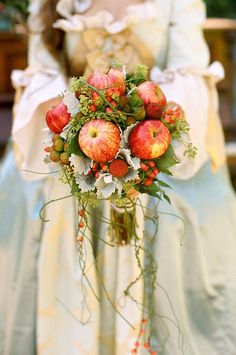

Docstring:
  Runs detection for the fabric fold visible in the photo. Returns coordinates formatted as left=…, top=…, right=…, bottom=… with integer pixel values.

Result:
left=11, top=67, right=67, bottom=180
left=150, top=62, right=226, bottom=179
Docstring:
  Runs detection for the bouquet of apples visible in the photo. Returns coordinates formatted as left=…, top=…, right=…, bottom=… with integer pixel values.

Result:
left=44, top=65, right=194, bottom=245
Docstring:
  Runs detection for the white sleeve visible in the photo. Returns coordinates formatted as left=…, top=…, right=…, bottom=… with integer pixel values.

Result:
left=150, top=0, right=226, bottom=180
left=11, top=0, right=67, bottom=180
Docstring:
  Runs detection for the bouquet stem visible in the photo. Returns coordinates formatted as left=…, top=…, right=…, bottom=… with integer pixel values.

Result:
left=110, top=205, right=137, bottom=246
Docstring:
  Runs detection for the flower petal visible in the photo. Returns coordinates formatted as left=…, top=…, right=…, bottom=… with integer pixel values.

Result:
left=69, top=154, right=92, bottom=174
left=63, top=91, right=80, bottom=116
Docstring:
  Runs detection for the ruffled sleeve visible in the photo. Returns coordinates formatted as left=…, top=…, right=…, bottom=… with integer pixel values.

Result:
left=151, top=0, right=226, bottom=180
left=11, top=0, right=68, bottom=180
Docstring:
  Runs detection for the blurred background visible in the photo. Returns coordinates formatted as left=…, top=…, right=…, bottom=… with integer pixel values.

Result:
left=0, top=0, right=236, bottom=188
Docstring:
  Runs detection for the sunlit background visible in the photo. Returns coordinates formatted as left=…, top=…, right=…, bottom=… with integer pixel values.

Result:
left=0, top=0, right=236, bottom=187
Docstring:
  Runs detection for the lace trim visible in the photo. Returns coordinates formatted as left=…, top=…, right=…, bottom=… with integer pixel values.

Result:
left=54, top=1, right=159, bottom=34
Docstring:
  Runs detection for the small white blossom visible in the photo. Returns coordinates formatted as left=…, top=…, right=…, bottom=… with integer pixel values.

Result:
left=60, top=123, right=70, bottom=139
left=95, top=173, right=122, bottom=198
left=118, top=148, right=140, bottom=170
left=63, top=91, right=80, bottom=116
left=75, top=174, right=95, bottom=192
left=124, top=167, right=139, bottom=182
left=69, top=154, right=93, bottom=174
left=123, top=123, right=138, bottom=144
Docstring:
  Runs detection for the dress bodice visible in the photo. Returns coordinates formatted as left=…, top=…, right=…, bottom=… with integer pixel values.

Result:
left=53, top=1, right=170, bottom=76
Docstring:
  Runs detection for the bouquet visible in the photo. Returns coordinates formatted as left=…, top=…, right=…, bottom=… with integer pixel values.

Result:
left=43, top=65, right=195, bottom=246
left=42, top=64, right=196, bottom=353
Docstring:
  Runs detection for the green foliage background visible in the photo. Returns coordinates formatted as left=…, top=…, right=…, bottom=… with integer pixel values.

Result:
left=204, top=0, right=236, bottom=19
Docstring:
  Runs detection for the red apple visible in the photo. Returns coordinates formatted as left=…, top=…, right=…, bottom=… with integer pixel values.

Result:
left=162, top=101, right=185, bottom=124
left=87, top=68, right=126, bottom=98
left=46, top=101, right=71, bottom=133
left=78, top=119, right=121, bottom=162
left=129, top=120, right=171, bottom=159
left=108, top=68, right=126, bottom=95
left=137, top=81, right=167, bottom=119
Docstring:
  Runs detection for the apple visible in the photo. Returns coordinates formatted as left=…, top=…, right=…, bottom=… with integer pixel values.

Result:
left=78, top=119, right=121, bottom=162
left=137, top=81, right=167, bottom=119
left=162, top=101, right=185, bottom=124
left=87, top=68, right=126, bottom=98
left=46, top=101, right=71, bottom=133
left=129, top=120, right=171, bottom=159
left=108, top=68, right=126, bottom=95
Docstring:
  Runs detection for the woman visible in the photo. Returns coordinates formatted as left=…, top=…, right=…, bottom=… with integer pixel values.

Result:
left=1, top=0, right=236, bottom=354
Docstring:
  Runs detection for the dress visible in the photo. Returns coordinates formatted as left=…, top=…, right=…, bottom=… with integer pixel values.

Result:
left=1, top=0, right=236, bottom=354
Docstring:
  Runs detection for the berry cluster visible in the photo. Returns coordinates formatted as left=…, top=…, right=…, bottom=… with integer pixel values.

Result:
left=45, top=134, right=70, bottom=165
left=139, top=160, right=159, bottom=186
left=87, top=159, right=129, bottom=180
left=76, top=209, right=86, bottom=244
left=161, top=103, right=183, bottom=125
left=131, top=318, right=157, bottom=355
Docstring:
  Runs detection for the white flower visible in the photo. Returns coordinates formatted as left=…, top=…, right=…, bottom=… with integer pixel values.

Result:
left=124, top=167, right=139, bottom=182
left=118, top=148, right=140, bottom=170
left=63, top=91, right=80, bottom=116
left=60, top=122, right=70, bottom=139
left=123, top=123, right=138, bottom=144
left=95, top=173, right=122, bottom=198
left=69, top=154, right=93, bottom=174
left=75, top=174, right=95, bottom=192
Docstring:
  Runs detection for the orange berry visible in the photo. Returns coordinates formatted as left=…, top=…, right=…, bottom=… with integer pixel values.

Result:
left=78, top=210, right=85, bottom=217
left=105, top=107, right=113, bottom=113
left=44, top=146, right=51, bottom=152
left=109, top=159, right=129, bottom=179
left=92, top=162, right=97, bottom=172
left=140, top=163, right=149, bottom=172
left=143, top=342, right=150, bottom=349
left=78, top=222, right=84, bottom=228
left=148, top=161, right=155, bottom=168
left=153, top=168, right=159, bottom=175
left=90, top=104, right=97, bottom=112
left=148, top=171, right=156, bottom=179
left=144, top=178, right=152, bottom=186
left=102, top=165, right=109, bottom=172
left=76, top=236, right=84, bottom=243
left=134, top=341, right=140, bottom=348
left=126, top=117, right=136, bottom=126
left=95, top=171, right=99, bottom=178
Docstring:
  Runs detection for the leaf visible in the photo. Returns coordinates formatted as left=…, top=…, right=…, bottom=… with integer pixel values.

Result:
left=68, top=134, right=84, bottom=156
left=163, top=193, right=171, bottom=205
left=155, top=145, right=179, bottom=174
left=136, top=184, right=162, bottom=198
left=156, top=178, right=172, bottom=189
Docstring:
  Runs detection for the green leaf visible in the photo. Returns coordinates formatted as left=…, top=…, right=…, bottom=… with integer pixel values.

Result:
left=163, top=193, right=171, bottom=205
left=155, top=145, right=179, bottom=174
left=156, top=178, right=172, bottom=189
left=136, top=184, right=162, bottom=198
left=68, top=134, right=84, bottom=156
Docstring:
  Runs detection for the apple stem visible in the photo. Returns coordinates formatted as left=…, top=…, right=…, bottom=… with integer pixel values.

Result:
left=80, top=79, right=116, bottom=112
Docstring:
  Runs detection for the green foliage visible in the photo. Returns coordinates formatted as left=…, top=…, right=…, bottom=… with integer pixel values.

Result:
left=204, top=0, right=236, bottom=19
left=1, top=0, right=29, bottom=19
left=155, top=145, right=179, bottom=175
left=68, top=134, right=84, bottom=156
